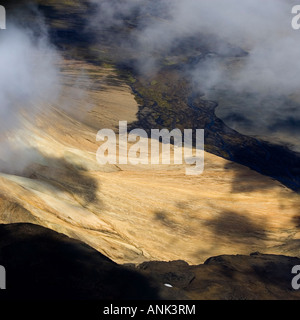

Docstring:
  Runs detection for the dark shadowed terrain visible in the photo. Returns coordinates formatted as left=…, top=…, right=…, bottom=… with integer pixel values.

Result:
left=0, top=0, right=300, bottom=302
left=0, top=223, right=300, bottom=300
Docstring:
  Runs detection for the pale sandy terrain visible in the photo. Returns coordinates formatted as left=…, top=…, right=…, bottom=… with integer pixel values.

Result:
left=0, top=60, right=299, bottom=264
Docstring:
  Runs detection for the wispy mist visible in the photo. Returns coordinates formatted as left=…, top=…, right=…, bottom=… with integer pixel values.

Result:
left=90, top=0, right=300, bottom=150
left=0, top=15, right=61, bottom=172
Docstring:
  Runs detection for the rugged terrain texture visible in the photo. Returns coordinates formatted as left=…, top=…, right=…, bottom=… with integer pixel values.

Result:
left=0, top=223, right=160, bottom=300
left=5, top=0, right=300, bottom=192
left=0, top=61, right=299, bottom=266
left=0, top=223, right=300, bottom=300
left=0, top=0, right=300, bottom=300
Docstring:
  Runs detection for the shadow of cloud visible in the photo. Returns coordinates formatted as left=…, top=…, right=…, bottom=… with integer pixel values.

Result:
left=223, top=162, right=279, bottom=194
left=203, top=210, right=268, bottom=241
left=0, top=147, right=101, bottom=209
left=153, top=209, right=198, bottom=238
left=28, top=156, right=101, bottom=208
left=153, top=202, right=269, bottom=262
left=223, top=155, right=300, bottom=233
left=290, top=197, right=300, bottom=229
left=154, top=210, right=178, bottom=231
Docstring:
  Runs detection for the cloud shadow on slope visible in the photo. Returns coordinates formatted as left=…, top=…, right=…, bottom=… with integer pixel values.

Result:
left=202, top=210, right=268, bottom=241
left=28, top=156, right=101, bottom=208
left=0, top=147, right=101, bottom=209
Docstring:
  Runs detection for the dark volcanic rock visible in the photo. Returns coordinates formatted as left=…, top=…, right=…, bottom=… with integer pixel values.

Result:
left=1, top=223, right=300, bottom=300
left=138, top=260, right=195, bottom=289
left=136, top=253, right=300, bottom=300
left=0, top=223, right=160, bottom=300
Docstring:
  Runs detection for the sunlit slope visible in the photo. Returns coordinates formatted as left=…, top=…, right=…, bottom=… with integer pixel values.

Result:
left=0, top=60, right=299, bottom=264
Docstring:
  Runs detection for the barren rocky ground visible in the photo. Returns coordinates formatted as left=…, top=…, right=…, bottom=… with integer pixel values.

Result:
left=0, top=0, right=300, bottom=300
left=0, top=61, right=299, bottom=266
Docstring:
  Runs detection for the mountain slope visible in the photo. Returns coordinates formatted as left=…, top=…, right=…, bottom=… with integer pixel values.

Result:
left=1, top=223, right=300, bottom=300
left=0, top=61, right=299, bottom=265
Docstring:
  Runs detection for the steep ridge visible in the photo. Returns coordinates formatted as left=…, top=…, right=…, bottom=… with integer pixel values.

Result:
left=0, top=223, right=160, bottom=300
left=1, top=223, right=300, bottom=300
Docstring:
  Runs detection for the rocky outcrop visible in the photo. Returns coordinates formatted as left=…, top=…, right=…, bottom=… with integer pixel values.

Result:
left=138, top=253, right=300, bottom=300
left=1, top=223, right=300, bottom=300
left=0, top=223, right=160, bottom=300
